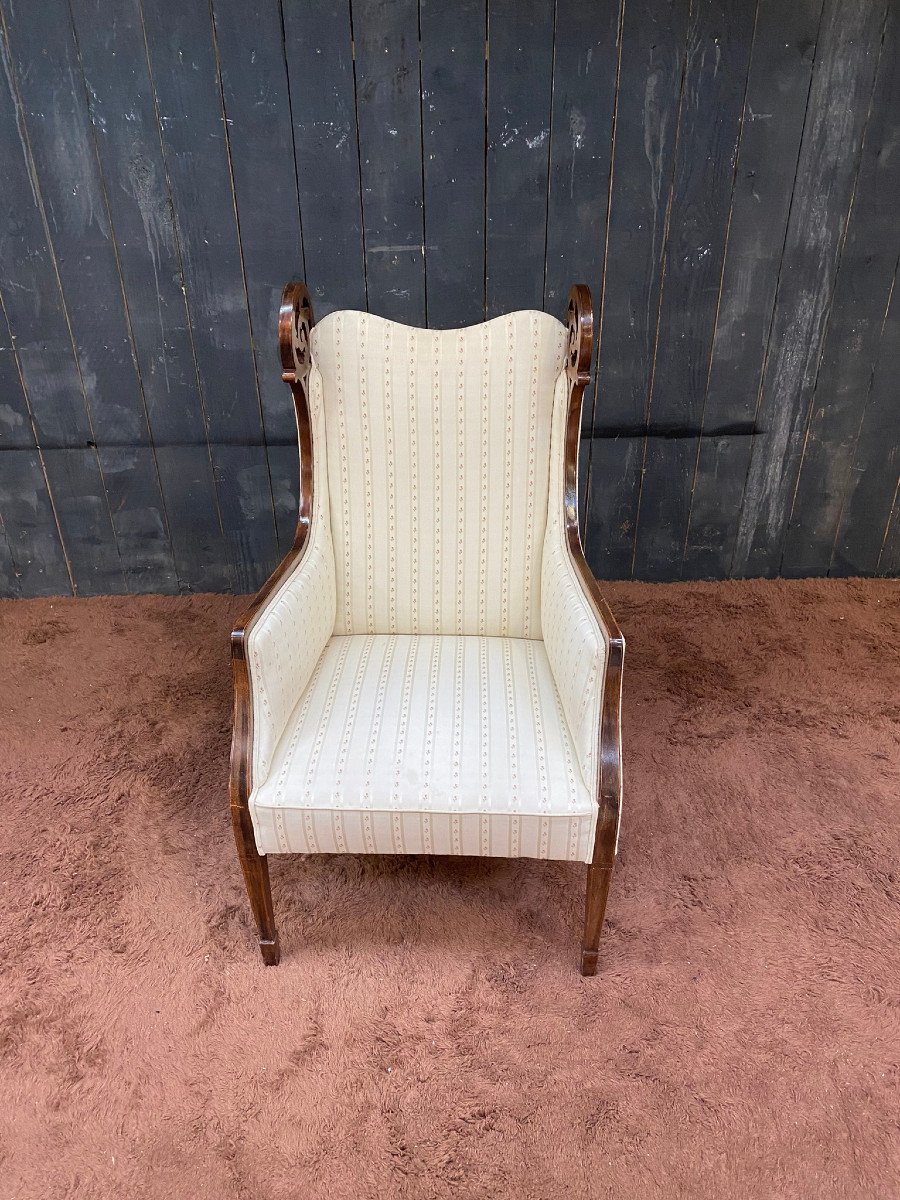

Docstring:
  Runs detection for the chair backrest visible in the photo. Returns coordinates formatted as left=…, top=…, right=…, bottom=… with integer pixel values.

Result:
left=309, top=309, right=568, bottom=638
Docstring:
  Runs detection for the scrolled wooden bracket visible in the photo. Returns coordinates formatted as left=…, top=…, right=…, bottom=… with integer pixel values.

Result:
left=228, top=281, right=319, bottom=966
left=279, top=281, right=314, bottom=384
left=560, top=284, right=625, bottom=976
left=565, top=283, right=593, bottom=385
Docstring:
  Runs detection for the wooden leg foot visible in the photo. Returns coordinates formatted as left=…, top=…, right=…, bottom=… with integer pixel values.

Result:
left=232, top=805, right=280, bottom=964
left=258, top=936, right=281, bottom=966
left=581, top=862, right=613, bottom=977
left=580, top=948, right=599, bottom=977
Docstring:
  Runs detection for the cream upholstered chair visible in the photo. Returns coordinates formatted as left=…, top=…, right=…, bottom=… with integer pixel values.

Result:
left=229, top=282, right=624, bottom=975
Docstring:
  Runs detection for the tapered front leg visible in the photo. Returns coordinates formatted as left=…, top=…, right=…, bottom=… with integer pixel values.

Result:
left=581, top=862, right=614, bottom=976
left=231, top=805, right=280, bottom=965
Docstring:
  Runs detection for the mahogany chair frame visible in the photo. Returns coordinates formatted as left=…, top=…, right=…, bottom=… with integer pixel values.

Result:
left=229, top=281, right=624, bottom=976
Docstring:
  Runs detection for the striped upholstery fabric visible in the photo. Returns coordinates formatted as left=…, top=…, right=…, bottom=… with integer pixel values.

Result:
left=245, top=308, right=606, bottom=864
left=250, top=634, right=596, bottom=861
left=541, top=373, right=607, bottom=801
left=310, top=309, right=568, bottom=637
left=245, top=362, right=336, bottom=782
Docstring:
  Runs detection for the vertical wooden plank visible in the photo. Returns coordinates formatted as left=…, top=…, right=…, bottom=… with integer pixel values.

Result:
left=210, top=0, right=306, bottom=553
left=544, top=0, right=619, bottom=323
left=781, top=3, right=900, bottom=576
left=830, top=263, right=900, bottom=576
left=420, top=0, right=486, bottom=328
left=544, top=0, right=621, bottom=529
left=352, top=0, right=426, bottom=324
left=0, top=299, right=71, bottom=596
left=0, top=10, right=124, bottom=594
left=93, top=447, right=180, bottom=591
left=584, top=435, right=645, bottom=579
left=282, top=0, right=366, bottom=315
left=631, top=0, right=757, bottom=580
left=0, top=513, right=16, bottom=598
left=266, top=441, right=302, bottom=555
left=731, top=0, right=887, bottom=578
left=210, top=0, right=302, bottom=444
left=1, top=0, right=178, bottom=593
left=584, top=0, right=691, bottom=580
left=0, top=299, right=36, bottom=456
left=682, top=0, right=822, bottom=579
left=485, top=0, right=555, bottom=316
left=141, top=0, right=279, bottom=592
left=41, top=449, right=128, bottom=592
left=70, top=0, right=230, bottom=592
left=878, top=489, right=900, bottom=576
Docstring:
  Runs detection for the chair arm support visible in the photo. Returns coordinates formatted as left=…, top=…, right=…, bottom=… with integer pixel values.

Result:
left=230, top=527, right=336, bottom=806
left=229, top=283, right=336, bottom=815
left=541, top=285, right=624, bottom=866
left=554, top=537, right=625, bottom=866
left=541, top=444, right=624, bottom=865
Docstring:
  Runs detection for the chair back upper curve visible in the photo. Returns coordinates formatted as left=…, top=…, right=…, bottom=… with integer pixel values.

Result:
left=309, top=309, right=569, bottom=638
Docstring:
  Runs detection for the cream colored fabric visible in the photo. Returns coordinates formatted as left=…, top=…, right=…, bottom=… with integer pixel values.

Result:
left=540, top=373, right=607, bottom=800
left=245, top=363, right=336, bottom=784
left=310, top=309, right=568, bottom=637
left=245, top=310, right=609, bottom=865
left=250, top=633, right=597, bottom=862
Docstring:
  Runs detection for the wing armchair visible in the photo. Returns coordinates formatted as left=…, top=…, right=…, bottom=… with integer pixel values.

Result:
left=229, top=282, right=624, bottom=975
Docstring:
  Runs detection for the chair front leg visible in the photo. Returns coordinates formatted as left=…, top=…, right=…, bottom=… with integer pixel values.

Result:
left=231, top=804, right=280, bottom=965
left=580, top=788, right=619, bottom=977
left=581, top=862, right=614, bottom=976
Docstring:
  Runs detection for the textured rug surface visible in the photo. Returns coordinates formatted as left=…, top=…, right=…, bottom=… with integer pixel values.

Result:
left=1, top=579, right=898, bottom=1199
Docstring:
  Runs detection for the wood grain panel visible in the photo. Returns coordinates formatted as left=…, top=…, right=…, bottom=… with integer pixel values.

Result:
left=0, top=6, right=123, bottom=594
left=731, top=0, right=888, bottom=578
left=631, top=0, right=757, bottom=581
left=353, top=0, right=426, bottom=324
left=0, top=0, right=898, bottom=594
left=420, top=0, right=487, bottom=328
left=2, top=0, right=176, bottom=592
left=211, top=0, right=306, bottom=553
left=682, top=0, right=824, bottom=580
left=282, top=0, right=366, bottom=315
left=140, top=0, right=279, bottom=592
left=831, top=260, right=900, bottom=577
left=782, top=2, right=900, bottom=576
left=584, top=0, right=691, bottom=580
left=545, top=0, right=621, bottom=537
left=0, top=295, right=70, bottom=596
left=70, top=0, right=230, bottom=592
left=485, top=0, right=555, bottom=316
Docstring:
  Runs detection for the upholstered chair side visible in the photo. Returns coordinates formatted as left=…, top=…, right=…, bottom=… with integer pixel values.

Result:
left=540, top=284, right=625, bottom=976
left=229, top=283, right=336, bottom=965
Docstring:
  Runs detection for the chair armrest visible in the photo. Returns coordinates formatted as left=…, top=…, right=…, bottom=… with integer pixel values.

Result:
left=542, top=512, right=624, bottom=858
left=541, top=286, right=624, bottom=865
left=232, top=505, right=335, bottom=792
left=230, top=284, right=336, bottom=811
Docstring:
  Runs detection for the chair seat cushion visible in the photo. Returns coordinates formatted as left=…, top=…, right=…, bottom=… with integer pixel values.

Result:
left=250, top=634, right=597, bottom=863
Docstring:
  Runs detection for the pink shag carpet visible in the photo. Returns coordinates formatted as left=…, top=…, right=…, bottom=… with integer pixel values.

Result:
left=1, top=578, right=898, bottom=1198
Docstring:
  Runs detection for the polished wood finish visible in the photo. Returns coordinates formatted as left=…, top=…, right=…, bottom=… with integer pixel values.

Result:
left=564, top=284, right=626, bottom=976
left=228, top=282, right=316, bottom=965
left=230, top=280, right=624, bottom=973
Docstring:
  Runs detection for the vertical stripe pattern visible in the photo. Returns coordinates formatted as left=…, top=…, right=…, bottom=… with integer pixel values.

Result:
left=246, top=363, right=337, bottom=782
left=251, top=634, right=596, bottom=862
left=312, top=310, right=567, bottom=636
left=541, top=372, right=608, bottom=801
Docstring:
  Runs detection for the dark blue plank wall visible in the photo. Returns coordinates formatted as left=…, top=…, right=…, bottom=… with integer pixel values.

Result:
left=0, top=0, right=897, bottom=595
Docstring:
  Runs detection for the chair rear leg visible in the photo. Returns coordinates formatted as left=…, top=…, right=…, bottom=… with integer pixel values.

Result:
left=232, top=805, right=280, bottom=965
left=581, top=862, right=613, bottom=976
